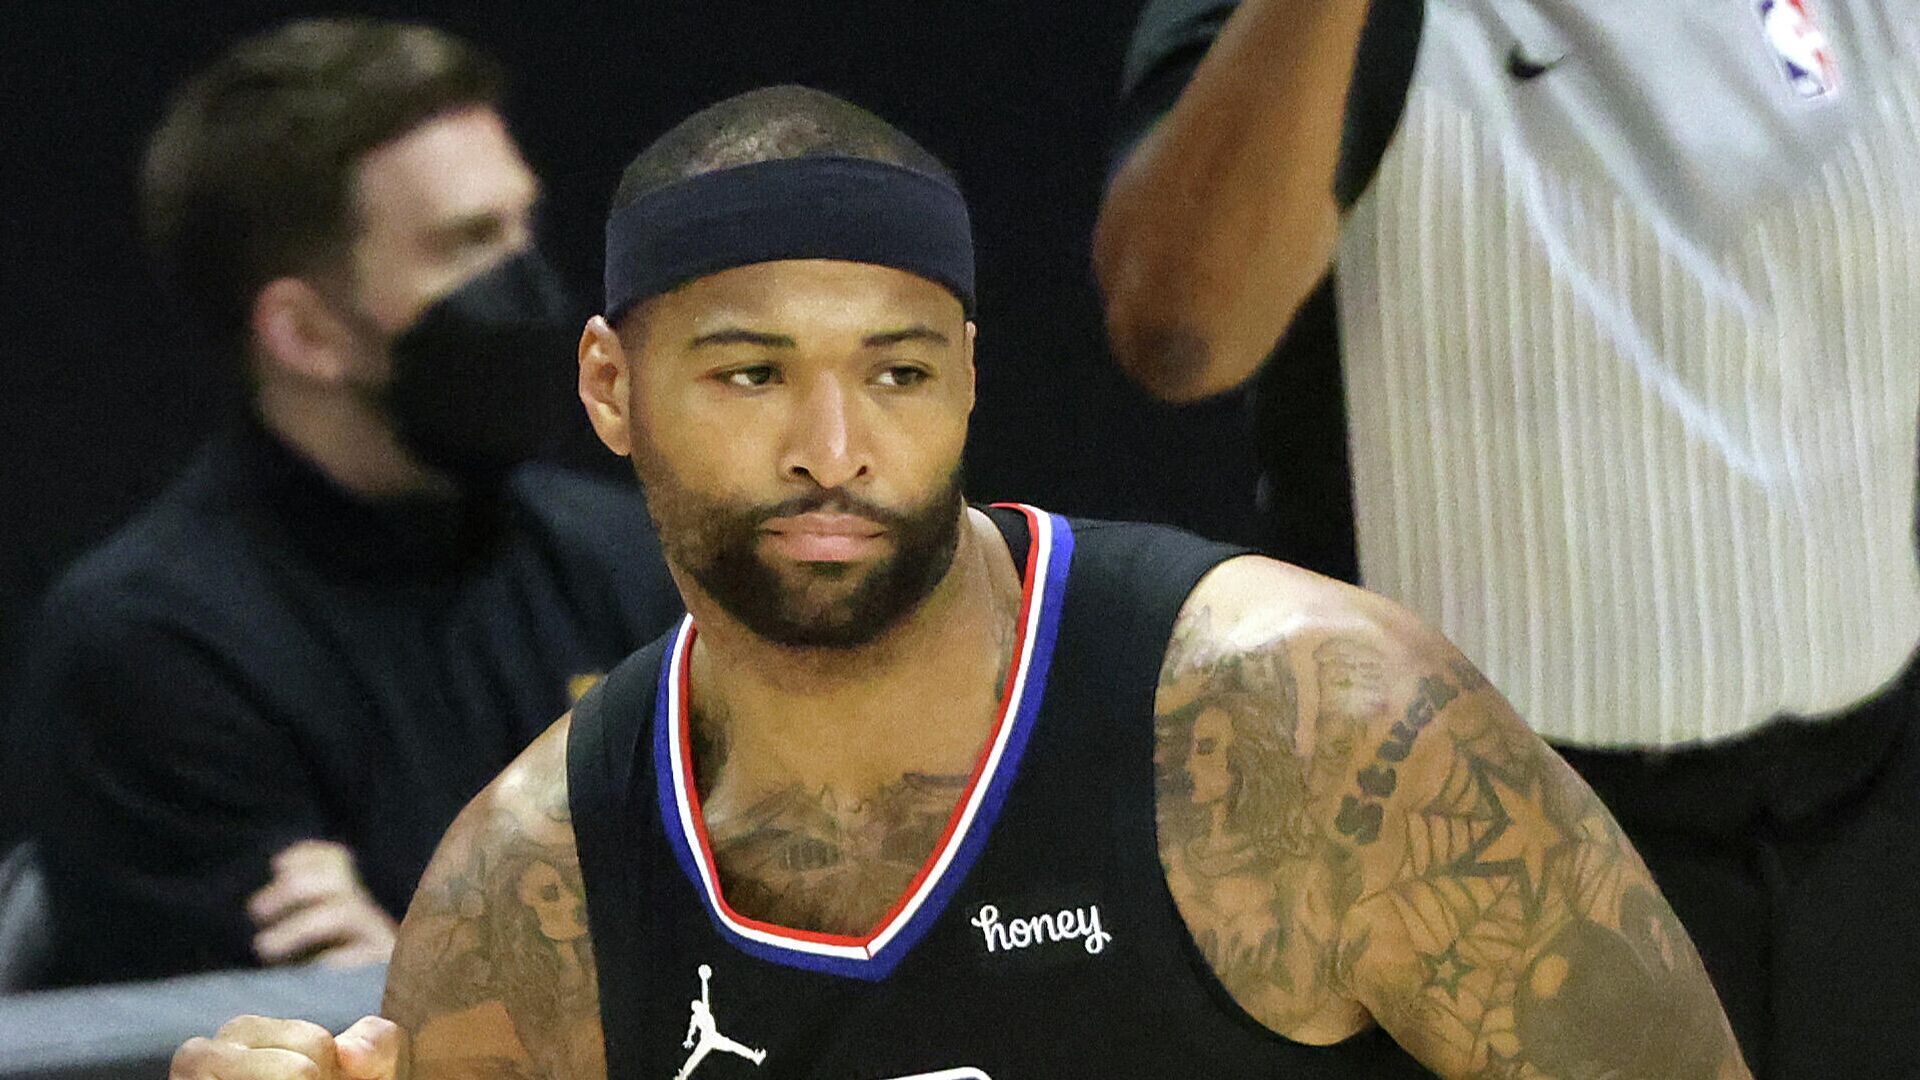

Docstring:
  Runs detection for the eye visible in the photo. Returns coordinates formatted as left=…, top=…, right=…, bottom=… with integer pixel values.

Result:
left=462, top=219, right=504, bottom=248
left=719, top=365, right=779, bottom=388
left=439, top=214, right=509, bottom=256
left=876, top=365, right=930, bottom=388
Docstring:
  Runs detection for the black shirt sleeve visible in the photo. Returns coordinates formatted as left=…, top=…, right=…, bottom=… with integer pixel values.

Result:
left=1104, top=0, right=1424, bottom=585
left=1111, top=0, right=1425, bottom=212
left=1111, top=0, right=1241, bottom=182
left=15, top=593, right=322, bottom=985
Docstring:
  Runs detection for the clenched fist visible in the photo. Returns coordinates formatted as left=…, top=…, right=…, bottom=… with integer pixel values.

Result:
left=169, top=1014, right=406, bottom=1080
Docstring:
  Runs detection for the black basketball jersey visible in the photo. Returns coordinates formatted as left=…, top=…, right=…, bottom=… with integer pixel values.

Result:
left=569, top=505, right=1434, bottom=1079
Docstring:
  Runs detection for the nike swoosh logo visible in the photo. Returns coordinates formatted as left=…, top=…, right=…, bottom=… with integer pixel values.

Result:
left=1507, top=43, right=1566, bottom=80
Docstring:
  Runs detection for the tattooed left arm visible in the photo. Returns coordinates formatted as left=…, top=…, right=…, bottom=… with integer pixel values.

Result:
left=1339, top=632, right=1747, bottom=1079
left=1154, top=557, right=1750, bottom=1079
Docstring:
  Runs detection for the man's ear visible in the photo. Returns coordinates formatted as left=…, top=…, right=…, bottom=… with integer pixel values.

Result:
left=251, top=277, right=358, bottom=384
left=963, top=320, right=978, bottom=415
left=579, top=315, right=633, bottom=458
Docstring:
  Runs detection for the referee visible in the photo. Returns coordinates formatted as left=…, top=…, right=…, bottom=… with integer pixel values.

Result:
left=1096, top=0, right=1920, bottom=1075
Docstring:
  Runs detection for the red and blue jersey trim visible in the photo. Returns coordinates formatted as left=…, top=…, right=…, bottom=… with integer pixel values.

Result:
left=653, top=504, right=1075, bottom=980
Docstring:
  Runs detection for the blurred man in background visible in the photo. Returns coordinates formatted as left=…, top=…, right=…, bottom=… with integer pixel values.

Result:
left=1096, top=0, right=1920, bottom=1074
left=4, top=18, right=679, bottom=987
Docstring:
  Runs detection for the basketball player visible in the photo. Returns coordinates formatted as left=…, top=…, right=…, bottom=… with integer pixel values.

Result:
left=170, top=86, right=1747, bottom=1080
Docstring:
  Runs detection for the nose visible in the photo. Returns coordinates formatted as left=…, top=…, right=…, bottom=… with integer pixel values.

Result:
left=781, top=375, right=870, bottom=489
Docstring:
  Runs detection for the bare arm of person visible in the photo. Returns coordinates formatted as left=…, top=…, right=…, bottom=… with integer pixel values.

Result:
left=1094, top=0, right=1373, bottom=401
left=249, top=839, right=398, bottom=967
left=1154, top=557, right=1750, bottom=1078
left=379, top=715, right=608, bottom=1080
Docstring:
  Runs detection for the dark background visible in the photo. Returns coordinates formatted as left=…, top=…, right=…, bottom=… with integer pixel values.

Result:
left=0, top=0, right=1265, bottom=665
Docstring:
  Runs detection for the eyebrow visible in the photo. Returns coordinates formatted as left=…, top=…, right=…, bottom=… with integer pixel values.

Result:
left=686, top=325, right=951, bottom=350
left=863, top=325, right=949, bottom=348
left=688, top=328, right=797, bottom=350
left=423, top=184, right=543, bottom=246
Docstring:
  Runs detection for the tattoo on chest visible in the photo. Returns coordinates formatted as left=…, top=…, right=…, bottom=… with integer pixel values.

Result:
left=681, top=602, right=1018, bottom=937
left=705, top=771, right=973, bottom=935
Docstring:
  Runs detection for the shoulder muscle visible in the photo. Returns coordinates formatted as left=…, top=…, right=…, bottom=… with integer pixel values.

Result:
left=1152, top=555, right=1392, bottom=1042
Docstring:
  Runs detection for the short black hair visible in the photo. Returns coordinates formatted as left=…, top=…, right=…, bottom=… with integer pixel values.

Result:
left=611, top=85, right=955, bottom=213
left=143, top=18, right=503, bottom=359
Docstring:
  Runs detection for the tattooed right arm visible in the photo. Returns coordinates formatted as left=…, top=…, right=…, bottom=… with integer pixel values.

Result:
left=382, top=715, right=607, bottom=1080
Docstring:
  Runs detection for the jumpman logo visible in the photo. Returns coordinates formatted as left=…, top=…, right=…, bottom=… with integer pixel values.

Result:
left=673, top=964, right=767, bottom=1080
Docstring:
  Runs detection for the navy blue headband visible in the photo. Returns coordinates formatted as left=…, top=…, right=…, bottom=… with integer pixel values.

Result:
left=603, top=156, right=975, bottom=322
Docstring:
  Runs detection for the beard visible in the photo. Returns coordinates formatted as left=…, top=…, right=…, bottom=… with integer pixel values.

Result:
left=636, top=452, right=965, bottom=650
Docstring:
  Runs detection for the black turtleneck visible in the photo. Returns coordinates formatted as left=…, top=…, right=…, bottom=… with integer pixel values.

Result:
left=6, top=418, right=682, bottom=987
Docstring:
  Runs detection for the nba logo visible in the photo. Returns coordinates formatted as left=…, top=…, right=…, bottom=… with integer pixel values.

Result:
left=1757, top=0, right=1841, bottom=99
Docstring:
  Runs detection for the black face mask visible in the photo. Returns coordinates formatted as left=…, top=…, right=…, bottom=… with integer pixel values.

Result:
left=383, top=249, right=582, bottom=490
